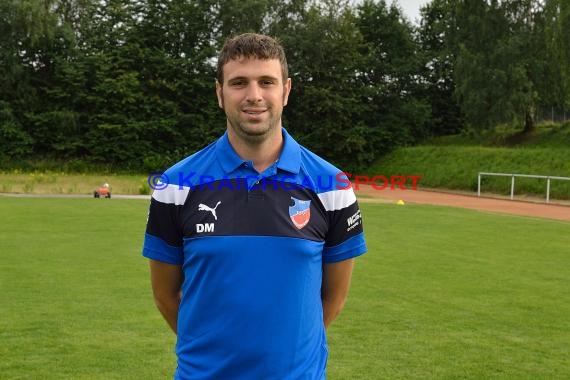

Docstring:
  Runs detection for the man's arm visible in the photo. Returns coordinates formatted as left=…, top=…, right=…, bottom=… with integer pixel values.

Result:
left=149, top=259, right=183, bottom=334
left=321, top=258, right=355, bottom=329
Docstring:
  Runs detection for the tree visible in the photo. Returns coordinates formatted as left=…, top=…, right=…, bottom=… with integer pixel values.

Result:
left=453, top=0, right=544, bottom=132
left=0, top=0, right=78, bottom=157
left=0, top=1, right=36, bottom=158
left=417, top=0, right=464, bottom=136
left=0, top=101, right=33, bottom=158
left=542, top=0, right=570, bottom=110
left=356, top=0, right=429, bottom=150
left=0, top=0, right=477, bottom=170
left=279, top=0, right=377, bottom=171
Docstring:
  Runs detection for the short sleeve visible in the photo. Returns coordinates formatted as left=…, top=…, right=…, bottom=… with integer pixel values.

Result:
left=142, top=187, right=185, bottom=265
left=318, top=187, right=367, bottom=263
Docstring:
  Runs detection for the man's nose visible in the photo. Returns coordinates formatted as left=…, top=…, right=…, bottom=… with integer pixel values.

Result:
left=245, top=83, right=262, bottom=102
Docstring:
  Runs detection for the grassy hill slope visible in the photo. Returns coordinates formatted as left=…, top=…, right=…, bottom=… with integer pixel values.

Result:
left=367, top=122, right=570, bottom=200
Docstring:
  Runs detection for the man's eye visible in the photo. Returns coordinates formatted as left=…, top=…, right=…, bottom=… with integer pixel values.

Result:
left=230, top=81, right=246, bottom=87
left=260, top=80, right=274, bottom=86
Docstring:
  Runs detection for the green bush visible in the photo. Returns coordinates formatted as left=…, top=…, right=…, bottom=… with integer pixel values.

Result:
left=139, top=181, right=151, bottom=195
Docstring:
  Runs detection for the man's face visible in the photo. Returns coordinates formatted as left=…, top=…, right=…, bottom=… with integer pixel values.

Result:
left=216, top=57, right=291, bottom=144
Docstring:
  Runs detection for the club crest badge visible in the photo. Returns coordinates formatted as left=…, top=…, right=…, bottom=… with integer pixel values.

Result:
left=289, top=197, right=311, bottom=229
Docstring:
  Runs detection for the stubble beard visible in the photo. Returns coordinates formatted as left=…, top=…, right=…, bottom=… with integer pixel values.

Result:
left=222, top=98, right=281, bottom=145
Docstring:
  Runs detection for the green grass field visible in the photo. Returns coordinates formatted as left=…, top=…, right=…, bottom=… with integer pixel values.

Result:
left=1, top=198, right=569, bottom=379
left=0, top=171, right=149, bottom=195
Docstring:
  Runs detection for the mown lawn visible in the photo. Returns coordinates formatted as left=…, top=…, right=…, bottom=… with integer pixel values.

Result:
left=1, top=198, right=568, bottom=379
left=0, top=171, right=148, bottom=195
left=328, top=203, right=570, bottom=379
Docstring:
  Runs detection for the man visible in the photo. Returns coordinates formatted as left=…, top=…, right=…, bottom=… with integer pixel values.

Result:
left=142, top=33, right=367, bottom=379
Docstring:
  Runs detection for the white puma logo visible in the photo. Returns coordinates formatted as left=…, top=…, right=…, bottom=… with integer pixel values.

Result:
left=198, top=201, right=222, bottom=220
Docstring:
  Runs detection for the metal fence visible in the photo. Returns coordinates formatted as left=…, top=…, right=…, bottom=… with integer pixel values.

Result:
left=535, top=106, right=568, bottom=123
left=477, top=172, right=570, bottom=203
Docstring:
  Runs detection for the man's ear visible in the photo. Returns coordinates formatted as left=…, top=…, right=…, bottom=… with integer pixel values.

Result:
left=283, top=78, right=292, bottom=107
left=216, top=81, right=223, bottom=109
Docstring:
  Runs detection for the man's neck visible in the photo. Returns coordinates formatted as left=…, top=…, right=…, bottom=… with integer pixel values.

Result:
left=227, top=126, right=283, bottom=173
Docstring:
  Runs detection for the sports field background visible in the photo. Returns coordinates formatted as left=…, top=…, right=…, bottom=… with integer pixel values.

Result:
left=1, top=198, right=568, bottom=379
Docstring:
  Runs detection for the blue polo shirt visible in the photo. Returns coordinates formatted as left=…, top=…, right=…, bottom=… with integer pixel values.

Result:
left=143, top=128, right=367, bottom=379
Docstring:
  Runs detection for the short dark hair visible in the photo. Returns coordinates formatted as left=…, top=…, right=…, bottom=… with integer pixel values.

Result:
left=216, top=33, right=288, bottom=84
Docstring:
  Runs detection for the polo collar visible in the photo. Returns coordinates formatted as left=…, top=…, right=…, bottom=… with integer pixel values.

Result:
left=276, top=128, right=301, bottom=174
left=216, top=127, right=301, bottom=174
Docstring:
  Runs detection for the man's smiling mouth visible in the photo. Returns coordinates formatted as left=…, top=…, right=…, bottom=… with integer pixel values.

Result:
left=243, top=108, right=267, bottom=115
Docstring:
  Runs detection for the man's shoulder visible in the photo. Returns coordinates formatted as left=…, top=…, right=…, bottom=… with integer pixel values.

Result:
left=163, top=140, right=220, bottom=186
left=296, top=144, right=351, bottom=196
left=298, top=145, right=343, bottom=176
